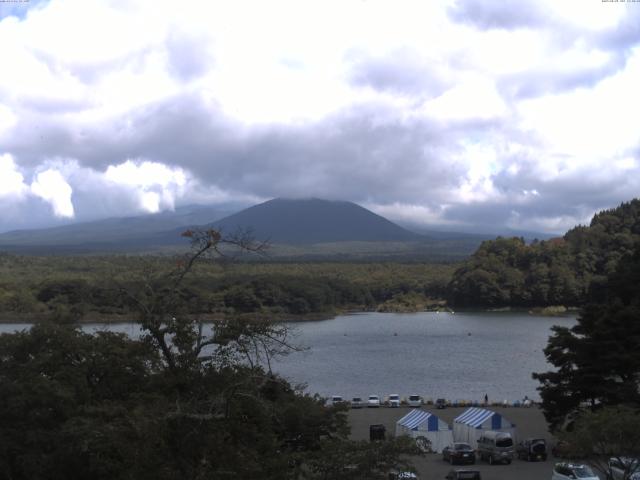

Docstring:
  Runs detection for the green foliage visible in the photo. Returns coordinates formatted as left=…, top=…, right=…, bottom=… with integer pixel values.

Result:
left=560, top=406, right=640, bottom=480
left=449, top=199, right=640, bottom=308
left=0, top=257, right=455, bottom=320
left=533, top=242, right=640, bottom=431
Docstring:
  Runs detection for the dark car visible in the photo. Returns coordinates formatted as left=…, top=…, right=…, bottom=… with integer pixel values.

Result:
left=516, top=438, right=547, bottom=461
left=445, top=469, right=482, bottom=480
left=443, top=443, right=476, bottom=465
left=369, top=424, right=386, bottom=441
left=435, top=398, right=447, bottom=409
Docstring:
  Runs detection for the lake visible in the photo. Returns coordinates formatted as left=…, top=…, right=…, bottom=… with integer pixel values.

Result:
left=272, top=311, right=576, bottom=402
left=0, top=311, right=575, bottom=402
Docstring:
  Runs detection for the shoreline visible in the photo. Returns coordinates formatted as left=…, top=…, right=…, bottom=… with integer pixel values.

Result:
left=0, top=305, right=577, bottom=324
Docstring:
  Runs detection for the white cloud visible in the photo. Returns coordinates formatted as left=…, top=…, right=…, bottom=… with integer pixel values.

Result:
left=0, top=0, right=639, bottom=234
left=104, top=159, right=188, bottom=213
left=30, top=168, right=74, bottom=217
left=518, top=47, right=640, bottom=158
left=0, top=153, right=28, bottom=198
left=423, top=75, right=508, bottom=121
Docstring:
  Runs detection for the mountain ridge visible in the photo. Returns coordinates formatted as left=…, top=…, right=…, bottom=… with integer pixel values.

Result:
left=0, top=197, right=511, bottom=258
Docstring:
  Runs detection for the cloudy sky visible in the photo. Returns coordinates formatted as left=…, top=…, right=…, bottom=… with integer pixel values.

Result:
left=1, top=0, right=639, bottom=235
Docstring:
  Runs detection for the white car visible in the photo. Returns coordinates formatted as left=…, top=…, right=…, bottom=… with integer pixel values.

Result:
left=368, top=395, right=381, bottom=407
left=351, top=397, right=365, bottom=409
left=552, top=463, right=599, bottom=480
left=388, top=394, right=401, bottom=407
left=330, top=395, right=344, bottom=406
left=608, top=457, right=640, bottom=480
left=407, top=394, right=422, bottom=407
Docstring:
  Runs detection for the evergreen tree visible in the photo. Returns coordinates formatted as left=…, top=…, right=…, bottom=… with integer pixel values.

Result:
left=533, top=242, right=640, bottom=431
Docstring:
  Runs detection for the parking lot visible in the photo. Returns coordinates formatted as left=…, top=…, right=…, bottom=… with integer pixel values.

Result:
left=348, top=406, right=603, bottom=480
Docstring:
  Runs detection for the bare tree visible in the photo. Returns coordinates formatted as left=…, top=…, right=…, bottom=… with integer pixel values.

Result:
left=120, top=228, right=299, bottom=372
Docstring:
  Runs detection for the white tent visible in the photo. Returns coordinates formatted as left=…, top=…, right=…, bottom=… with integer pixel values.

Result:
left=395, top=409, right=453, bottom=453
left=452, top=407, right=516, bottom=448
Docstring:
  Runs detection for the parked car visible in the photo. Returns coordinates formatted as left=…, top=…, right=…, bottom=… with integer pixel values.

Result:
left=368, top=395, right=381, bottom=407
left=387, top=394, right=401, bottom=407
left=477, top=431, right=514, bottom=465
left=607, top=457, right=640, bottom=480
left=443, top=443, right=476, bottom=465
left=435, top=398, right=447, bottom=409
left=330, top=395, right=344, bottom=406
left=551, top=462, right=599, bottom=480
left=516, top=438, right=548, bottom=461
left=445, top=469, right=482, bottom=480
left=407, top=394, right=422, bottom=407
left=351, top=396, right=365, bottom=408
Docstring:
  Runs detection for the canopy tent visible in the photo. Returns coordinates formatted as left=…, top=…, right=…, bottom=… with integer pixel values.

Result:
left=452, top=407, right=516, bottom=448
left=395, top=409, right=453, bottom=453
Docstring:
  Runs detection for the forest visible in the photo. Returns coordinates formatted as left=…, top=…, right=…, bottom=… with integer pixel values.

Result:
left=0, top=255, right=455, bottom=322
left=448, top=199, right=640, bottom=308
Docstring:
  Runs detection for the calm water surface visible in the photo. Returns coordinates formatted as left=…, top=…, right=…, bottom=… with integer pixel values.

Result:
left=0, top=311, right=575, bottom=402
left=272, top=311, right=576, bottom=402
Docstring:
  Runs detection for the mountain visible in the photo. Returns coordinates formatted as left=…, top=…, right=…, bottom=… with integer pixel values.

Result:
left=0, top=197, right=486, bottom=259
left=0, top=204, right=238, bottom=251
left=207, top=198, right=422, bottom=244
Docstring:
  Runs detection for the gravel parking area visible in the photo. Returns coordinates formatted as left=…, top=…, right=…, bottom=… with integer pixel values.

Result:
left=348, top=406, right=602, bottom=480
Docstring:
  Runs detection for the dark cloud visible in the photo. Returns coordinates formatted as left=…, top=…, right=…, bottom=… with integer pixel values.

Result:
left=165, top=30, right=212, bottom=82
left=447, top=0, right=548, bottom=30
left=598, top=6, right=640, bottom=50
left=5, top=92, right=472, bottom=209
left=347, top=49, right=448, bottom=96
left=3, top=88, right=639, bottom=235
left=498, top=52, right=628, bottom=99
left=17, top=95, right=93, bottom=114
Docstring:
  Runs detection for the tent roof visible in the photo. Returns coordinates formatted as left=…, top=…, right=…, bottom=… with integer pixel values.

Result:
left=454, top=407, right=498, bottom=428
left=397, top=409, right=438, bottom=430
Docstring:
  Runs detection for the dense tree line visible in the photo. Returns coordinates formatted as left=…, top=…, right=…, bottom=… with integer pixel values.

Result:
left=449, top=199, right=640, bottom=308
left=0, top=256, right=454, bottom=320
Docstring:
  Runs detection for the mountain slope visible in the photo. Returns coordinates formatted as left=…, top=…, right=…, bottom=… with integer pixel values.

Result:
left=208, top=198, right=423, bottom=244
left=0, top=204, right=236, bottom=249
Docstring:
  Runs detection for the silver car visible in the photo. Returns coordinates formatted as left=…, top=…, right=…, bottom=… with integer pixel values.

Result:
left=551, top=463, right=599, bottom=480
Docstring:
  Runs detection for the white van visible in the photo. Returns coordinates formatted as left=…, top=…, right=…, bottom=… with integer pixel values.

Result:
left=476, top=431, right=514, bottom=465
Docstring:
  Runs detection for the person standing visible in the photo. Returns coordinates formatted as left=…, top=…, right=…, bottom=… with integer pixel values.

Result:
left=484, top=394, right=488, bottom=405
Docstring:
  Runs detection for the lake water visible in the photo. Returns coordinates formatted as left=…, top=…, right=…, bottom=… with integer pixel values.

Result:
left=0, top=311, right=575, bottom=402
left=272, top=311, right=576, bottom=402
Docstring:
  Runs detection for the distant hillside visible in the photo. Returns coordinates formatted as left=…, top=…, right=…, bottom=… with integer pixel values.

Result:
left=0, top=204, right=237, bottom=251
left=448, top=199, right=640, bottom=308
left=0, top=198, right=487, bottom=259
left=208, top=198, right=422, bottom=244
